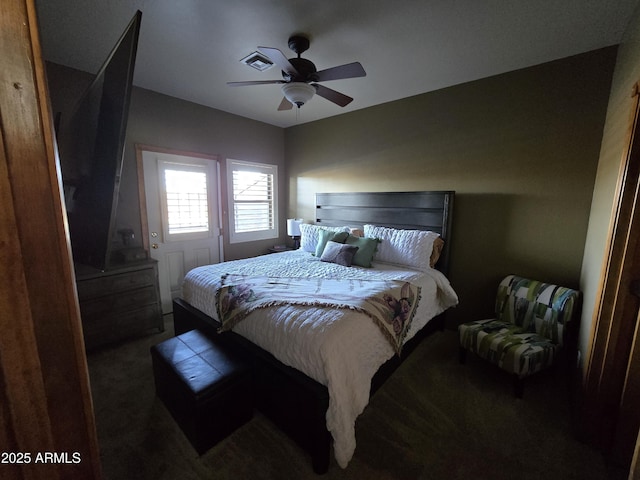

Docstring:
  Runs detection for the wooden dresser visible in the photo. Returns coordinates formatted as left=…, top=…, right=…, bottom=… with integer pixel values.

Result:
left=75, top=259, right=164, bottom=350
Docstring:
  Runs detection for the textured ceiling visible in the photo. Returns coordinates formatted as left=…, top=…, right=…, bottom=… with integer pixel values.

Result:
left=36, top=0, right=639, bottom=128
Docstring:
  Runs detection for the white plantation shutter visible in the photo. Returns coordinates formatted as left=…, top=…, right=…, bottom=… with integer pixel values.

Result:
left=158, top=160, right=215, bottom=242
left=164, top=168, right=209, bottom=234
left=227, top=159, right=278, bottom=243
left=232, top=169, right=273, bottom=232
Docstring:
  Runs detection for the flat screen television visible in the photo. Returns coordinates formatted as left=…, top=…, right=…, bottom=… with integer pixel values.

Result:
left=57, top=10, right=141, bottom=271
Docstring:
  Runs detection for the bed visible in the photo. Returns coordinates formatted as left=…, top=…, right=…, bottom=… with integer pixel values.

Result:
left=173, top=191, right=457, bottom=473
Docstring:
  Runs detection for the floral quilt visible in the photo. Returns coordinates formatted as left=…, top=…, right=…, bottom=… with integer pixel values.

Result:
left=216, top=274, right=421, bottom=356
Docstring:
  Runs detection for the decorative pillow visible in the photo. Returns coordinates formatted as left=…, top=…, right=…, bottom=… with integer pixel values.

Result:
left=320, top=241, right=359, bottom=267
left=344, top=235, right=380, bottom=268
left=299, top=224, right=351, bottom=253
left=430, top=237, right=445, bottom=268
left=363, top=224, right=441, bottom=271
left=314, top=230, right=349, bottom=257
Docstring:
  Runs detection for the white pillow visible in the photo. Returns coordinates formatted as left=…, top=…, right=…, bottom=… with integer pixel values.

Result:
left=299, top=224, right=351, bottom=253
left=363, top=224, right=440, bottom=271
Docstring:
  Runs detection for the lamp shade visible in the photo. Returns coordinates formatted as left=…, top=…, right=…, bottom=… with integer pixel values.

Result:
left=281, top=82, right=315, bottom=108
left=287, top=218, right=303, bottom=237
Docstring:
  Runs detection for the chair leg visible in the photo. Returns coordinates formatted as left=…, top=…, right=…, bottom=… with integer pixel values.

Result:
left=459, top=346, right=467, bottom=364
left=513, top=375, right=524, bottom=398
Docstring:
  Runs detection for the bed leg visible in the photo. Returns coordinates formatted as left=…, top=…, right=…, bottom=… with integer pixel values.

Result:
left=311, top=448, right=330, bottom=475
left=310, top=426, right=331, bottom=474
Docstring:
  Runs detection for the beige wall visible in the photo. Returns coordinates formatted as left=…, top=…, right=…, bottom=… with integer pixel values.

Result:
left=46, top=64, right=286, bottom=261
left=285, top=48, right=616, bottom=327
left=580, top=5, right=640, bottom=371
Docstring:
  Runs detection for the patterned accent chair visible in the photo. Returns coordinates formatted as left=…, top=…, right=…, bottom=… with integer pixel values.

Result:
left=458, top=275, right=581, bottom=397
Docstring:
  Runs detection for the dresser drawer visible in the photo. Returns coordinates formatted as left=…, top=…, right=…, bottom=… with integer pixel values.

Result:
left=83, top=304, right=162, bottom=348
left=79, top=285, right=159, bottom=317
left=77, top=268, right=155, bottom=300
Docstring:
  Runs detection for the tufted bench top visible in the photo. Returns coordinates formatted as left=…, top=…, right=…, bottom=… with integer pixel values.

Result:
left=152, top=329, right=249, bottom=399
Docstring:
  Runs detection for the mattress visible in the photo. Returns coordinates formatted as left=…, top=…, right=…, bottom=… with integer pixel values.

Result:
left=182, top=249, right=458, bottom=468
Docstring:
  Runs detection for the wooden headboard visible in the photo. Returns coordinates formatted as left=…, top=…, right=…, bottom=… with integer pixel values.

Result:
left=315, top=191, right=455, bottom=274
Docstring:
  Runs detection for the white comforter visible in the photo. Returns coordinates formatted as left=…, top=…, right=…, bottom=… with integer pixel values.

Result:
left=182, top=249, right=458, bottom=468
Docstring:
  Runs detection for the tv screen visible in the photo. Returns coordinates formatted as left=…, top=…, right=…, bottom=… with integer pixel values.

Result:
left=57, top=10, right=141, bottom=271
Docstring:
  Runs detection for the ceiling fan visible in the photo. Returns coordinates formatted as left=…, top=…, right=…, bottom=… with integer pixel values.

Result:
left=227, top=35, right=366, bottom=111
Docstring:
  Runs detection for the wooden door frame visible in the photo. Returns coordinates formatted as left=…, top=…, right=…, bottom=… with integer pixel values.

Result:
left=582, top=81, right=640, bottom=475
left=1, top=1, right=101, bottom=478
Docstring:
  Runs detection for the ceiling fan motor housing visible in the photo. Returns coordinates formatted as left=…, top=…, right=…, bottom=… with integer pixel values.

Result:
left=283, top=57, right=318, bottom=82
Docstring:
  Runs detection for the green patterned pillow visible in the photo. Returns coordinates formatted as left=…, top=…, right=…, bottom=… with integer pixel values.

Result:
left=345, top=235, right=380, bottom=268
left=315, top=230, right=349, bottom=257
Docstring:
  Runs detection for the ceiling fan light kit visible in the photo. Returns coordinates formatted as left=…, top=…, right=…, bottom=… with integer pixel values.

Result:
left=228, top=34, right=366, bottom=111
left=281, top=82, right=315, bottom=108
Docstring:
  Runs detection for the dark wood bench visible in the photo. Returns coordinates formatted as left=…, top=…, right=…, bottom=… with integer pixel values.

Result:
left=150, top=329, right=253, bottom=454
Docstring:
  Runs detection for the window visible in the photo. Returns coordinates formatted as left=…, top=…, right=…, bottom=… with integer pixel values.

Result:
left=227, top=158, right=278, bottom=243
left=158, top=159, right=215, bottom=242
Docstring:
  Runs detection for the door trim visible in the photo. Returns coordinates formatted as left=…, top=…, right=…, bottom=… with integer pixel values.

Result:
left=582, top=81, right=640, bottom=470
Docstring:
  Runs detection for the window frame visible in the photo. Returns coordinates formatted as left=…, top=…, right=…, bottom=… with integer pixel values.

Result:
left=226, top=158, right=278, bottom=244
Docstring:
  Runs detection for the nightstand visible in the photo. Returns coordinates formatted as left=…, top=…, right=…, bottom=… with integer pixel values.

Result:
left=267, top=246, right=295, bottom=254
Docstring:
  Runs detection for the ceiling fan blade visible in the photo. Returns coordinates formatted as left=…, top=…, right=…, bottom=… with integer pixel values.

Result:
left=257, top=46, right=299, bottom=77
left=277, top=97, right=293, bottom=111
left=227, top=80, right=285, bottom=86
left=312, top=84, right=353, bottom=107
left=315, top=62, right=366, bottom=82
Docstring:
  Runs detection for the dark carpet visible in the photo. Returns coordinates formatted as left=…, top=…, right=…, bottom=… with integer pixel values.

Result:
left=87, top=315, right=621, bottom=480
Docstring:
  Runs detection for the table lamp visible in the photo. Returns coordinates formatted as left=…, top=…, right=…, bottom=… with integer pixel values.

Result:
left=287, top=218, right=303, bottom=249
